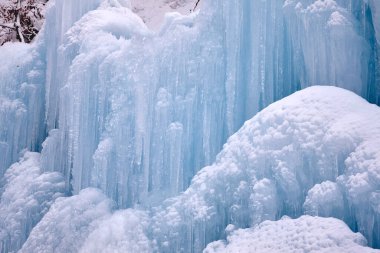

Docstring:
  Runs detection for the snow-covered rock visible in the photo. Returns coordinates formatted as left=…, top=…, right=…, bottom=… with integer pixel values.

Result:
left=130, top=0, right=195, bottom=30
left=0, top=0, right=49, bottom=44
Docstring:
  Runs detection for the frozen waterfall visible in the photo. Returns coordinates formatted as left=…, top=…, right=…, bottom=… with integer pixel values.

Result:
left=0, top=0, right=380, bottom=252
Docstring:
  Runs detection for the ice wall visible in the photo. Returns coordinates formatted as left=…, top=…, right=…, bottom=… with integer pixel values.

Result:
left=150, top=86, right=380, bottom=252
left=0, top=0, right=380, bottom=251
left=0, top=43, right=45, bottom=177
left=19, top=87, right=380, bottom=252
left=0, top=0, right=105, bottom=177
left=284, top=0, right=367, bottom=95
left=34, top=0, right=379, bottom=210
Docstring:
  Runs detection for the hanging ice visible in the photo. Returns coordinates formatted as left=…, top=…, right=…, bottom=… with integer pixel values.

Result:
left=18, top=86, right=380, bottom=253
left=31, top=0, right=379, bottom=210
left=0, top=0, right=380, bottom=252
left=150, top=86, right=380, bottom=252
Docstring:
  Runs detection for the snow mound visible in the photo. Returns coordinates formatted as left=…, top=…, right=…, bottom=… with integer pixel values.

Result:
left=204, top=216, right=378, bottom=253
left=80, top=209, right=153, bottom=253
left=152, top=86, right=380, bottom=250
left=0, top=152, right=65, bottom=253
left=20, top=188, right=153, bottom=253
left=19, top=188, right=114, bottom=253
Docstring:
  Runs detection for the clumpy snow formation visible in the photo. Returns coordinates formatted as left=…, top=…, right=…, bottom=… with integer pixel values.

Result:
left=150, top=86, right=380, bottom=252
left=303, top=181, right=345, bottom=218
left=30, top=0, right=380, bottom=211
left=20, top=188, right=153, bottom=253
left=19, top=86, right=380, bottom=253
left=0, top=152, right=65, bottom=253
left=19, top=188, right=113, bottom=253
left=80, top=209, right=153, bottom=253
left=0, top=0, right=380, bottom=252
left=204, top=216, right=378, bottom=253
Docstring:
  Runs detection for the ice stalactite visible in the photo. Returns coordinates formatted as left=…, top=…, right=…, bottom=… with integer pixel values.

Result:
left=35, top=0, right=377, bottom=210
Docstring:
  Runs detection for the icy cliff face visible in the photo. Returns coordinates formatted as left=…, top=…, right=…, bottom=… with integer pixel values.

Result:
left=0, top=0, right=380, bottom=252
left=17, top=86, right=380, bottom=253
left=34, top=0, right=380, bottom=209
left=150, top=86, right=380, bottom=252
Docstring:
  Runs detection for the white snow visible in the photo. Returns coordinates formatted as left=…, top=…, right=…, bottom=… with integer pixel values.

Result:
left=204, top=216, right=378, bottom=253
left=0, top=152, right=65, bottom=252
left=0, top=0, right=379, bottom=252
left=151, top=86, right=380, bottom=251
left=20, top=188, right=114, bottom=253
left=20, top=188, right=154, bottom=253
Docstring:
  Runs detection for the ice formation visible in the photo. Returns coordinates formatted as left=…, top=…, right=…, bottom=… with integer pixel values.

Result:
left=19, top=188, right=153, bottom=253
left=0, top=152, right=65, bottom=252
left=204, top=216, right=377, bottom=253
left=0, top=0, right=380, bottom=252
left=149, top=86, right=380, bottom=252
left=12, top=86, right=380, bottom=253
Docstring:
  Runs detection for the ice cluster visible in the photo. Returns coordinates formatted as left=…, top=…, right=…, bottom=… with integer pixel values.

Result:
left=0, top=0, right=380, bottom=252
left=204, top=216, right=377, bottom=253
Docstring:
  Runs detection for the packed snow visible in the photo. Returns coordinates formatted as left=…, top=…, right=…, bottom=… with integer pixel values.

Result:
left=0, top=0, right=379, bottom=252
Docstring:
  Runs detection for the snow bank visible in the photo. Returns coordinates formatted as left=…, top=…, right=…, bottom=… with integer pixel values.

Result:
left=204, top=216, right=378, bottom=253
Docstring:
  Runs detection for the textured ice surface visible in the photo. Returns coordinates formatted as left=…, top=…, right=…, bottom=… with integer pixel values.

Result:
left=0, top=0, right=380, bottom=252
left=20, top=188, right=114, bottom=253
left=20, top=188, right=153, bottom=253
left=21, top=86, right=380, bottom=252
left=0, top=42, right=45, bottom=177
left=151, top=86, right=380, bottom=251
left=0, top=152, right=65, bottom=253
left=204, top=216, right=378, bottom=253
left=284, top=0, right=367, bottom=96
left=29, top=0, right=379, bottom=211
